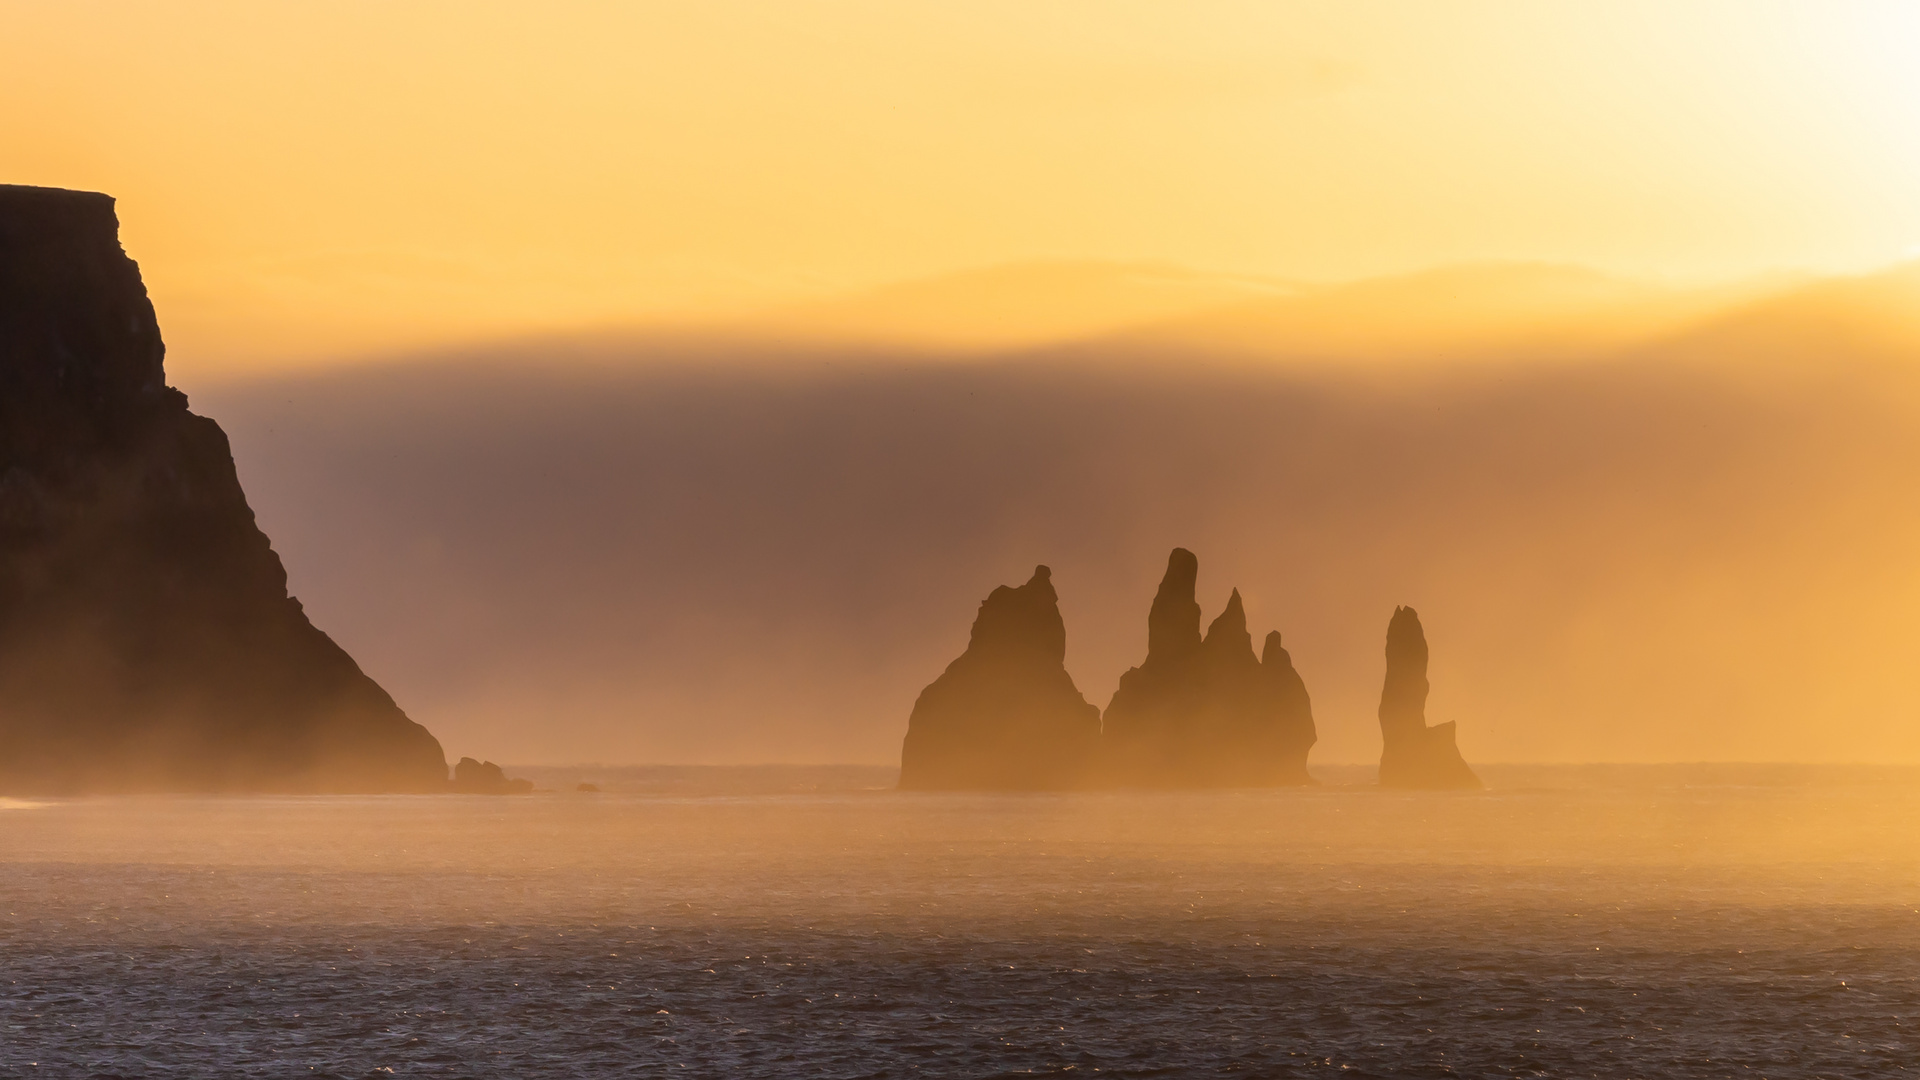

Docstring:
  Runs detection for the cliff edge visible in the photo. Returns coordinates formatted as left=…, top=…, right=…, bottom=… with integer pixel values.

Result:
left=0, top=185, right=449, bottom=793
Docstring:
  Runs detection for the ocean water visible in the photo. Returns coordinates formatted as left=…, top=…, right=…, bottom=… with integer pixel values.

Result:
left=3, top=765, right=1919, bottom=1078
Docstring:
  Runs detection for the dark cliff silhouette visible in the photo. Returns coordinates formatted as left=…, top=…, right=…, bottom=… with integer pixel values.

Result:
left=1376, top=606, right=1481, bottom=789
left=1101, top=549, right=1316, bottom=786
left=0, top=185, right=449, bottom=793
left=898, top=565, right=1102, bottom=789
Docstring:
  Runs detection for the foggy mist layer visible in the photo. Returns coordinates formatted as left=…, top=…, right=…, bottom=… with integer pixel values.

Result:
left=185, top=263, right=1920, bottom=766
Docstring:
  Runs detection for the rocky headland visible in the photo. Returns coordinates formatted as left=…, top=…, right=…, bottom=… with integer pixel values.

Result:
left=0, top=184, right=460, bottom=793
left=1376, top=606, right=1481, bottom=789
left=898, top=565, right=1103, bottom=789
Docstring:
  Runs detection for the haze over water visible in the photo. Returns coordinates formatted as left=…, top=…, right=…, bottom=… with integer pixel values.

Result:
left=5, top=766, right=1919, bottom=1077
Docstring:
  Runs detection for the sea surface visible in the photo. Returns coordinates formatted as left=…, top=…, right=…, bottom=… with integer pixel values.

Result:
left=3, top=764, right=1919, bottom=1078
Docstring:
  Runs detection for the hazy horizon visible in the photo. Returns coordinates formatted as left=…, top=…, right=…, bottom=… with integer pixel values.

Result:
left=158, top=254, right=1920, bottom=768
left=167, top=253, right=1848, bottom=375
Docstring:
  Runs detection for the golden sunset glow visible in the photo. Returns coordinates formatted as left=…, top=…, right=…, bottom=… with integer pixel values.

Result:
left=7, top=1, right=1920, bottom=372
left=9, top=2, right=1920, bottom=773
left=20, top=9, right=1920, bottom=1072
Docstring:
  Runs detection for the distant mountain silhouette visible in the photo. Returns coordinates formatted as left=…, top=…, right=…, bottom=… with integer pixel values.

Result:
left=899, top=565, right=1102, bottom=789
left=1101, top=549, right=1316, bottom=787
left=1108, top=262, right=1784, bottom=366
left=749, top=260, right=1290, bottom=354
left=1376, top=607, right=1480, bottom=790
left=1646, top=260, right=1920, bottom=369
left=0, top=185, right=450, bottom=793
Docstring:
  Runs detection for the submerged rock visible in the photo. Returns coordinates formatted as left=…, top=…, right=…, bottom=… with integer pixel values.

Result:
left=0, top=185, right=450, bottom=793
left=1376, top=606, right=1481, bottom=789
left=1101, top=549, right=1316, bottom=786
left=898, top=565, right=1102, bottom=789
left=452, top=757, right=534, bottom=795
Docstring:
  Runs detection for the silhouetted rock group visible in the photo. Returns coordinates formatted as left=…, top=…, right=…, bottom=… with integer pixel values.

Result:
left=899, top=550, right=1480, bottom=790
left=0, top=184, right=478, bottom=794
left=1103, top=549, right=1316, bottom=786
left=1376, top=606, right=1481, bottom=789
left=900, top=549, right=1323, bottom=790
left=899, top=565, right=1102, bottom=789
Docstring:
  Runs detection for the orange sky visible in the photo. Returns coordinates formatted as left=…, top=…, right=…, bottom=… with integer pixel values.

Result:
left=7, top=1, right=1920, bottom=373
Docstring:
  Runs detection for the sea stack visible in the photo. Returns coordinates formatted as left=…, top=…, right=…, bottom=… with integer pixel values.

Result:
left=451, top=757, right=535, bottom=795
left=0, top=185, right=450, bottom=793
left=898, top=565, right=1102, bottom=789
left=1376, top=606, right=1481, bottom=789
left=1101, top=549, right=1316, bottom=786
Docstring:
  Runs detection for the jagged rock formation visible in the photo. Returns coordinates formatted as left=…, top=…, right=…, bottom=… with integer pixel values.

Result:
left=451, top=757, right=533, bottom=794
left=1101, top=549, right=1316, bottom=786
left=899, top=565, right=1102, bottom=789
left=1256, top=629, right=1317, bottom=779
left=1376, top=606, right=1481, bottom=789
left=1099, top=548, right=1206, bottom=783
left=0, top=185, right=449, bottom=793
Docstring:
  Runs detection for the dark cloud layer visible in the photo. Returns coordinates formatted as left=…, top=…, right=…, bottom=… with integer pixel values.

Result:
left=186, top=331, right=1920, bottom=766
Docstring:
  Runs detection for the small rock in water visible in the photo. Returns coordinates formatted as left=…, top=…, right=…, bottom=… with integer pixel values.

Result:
left=450, top=757, right=534, bottom=795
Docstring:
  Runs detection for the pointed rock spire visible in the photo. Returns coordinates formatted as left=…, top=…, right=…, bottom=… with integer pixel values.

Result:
left=967, top=565, right=1068, bottom=663
left=1146, top=547, right=1203, bottom=659
left=1259, top=631, right=1317, bottom=782
left=1258, top=630, right=1286, bottom=668
left=1376, top=606, right=1481, bottom=789
left=1203, top=588, right=1253, bottom=659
